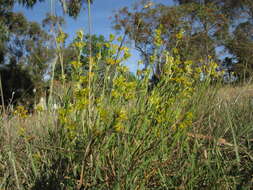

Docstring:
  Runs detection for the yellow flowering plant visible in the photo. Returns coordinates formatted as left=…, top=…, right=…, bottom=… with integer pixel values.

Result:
left=146, top=29, right=222, bottom=133
left=14, top=105, right=28, bottom=119
left=58, top=30, right=136, bottom=144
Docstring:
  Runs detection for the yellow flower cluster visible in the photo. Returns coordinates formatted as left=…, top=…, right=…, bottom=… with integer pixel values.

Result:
left=112, top=75, right=137, bottom=101
left=175, top=29, right=184, bottom=40
left=70, top=60, right=82, bottom=69
left=114, top=108, right=128, bottom=132
left=14, top=106, right=28, bottom=118
left=99, top=106, right=110, bottom=123
left=58, top=106, right=78, bottom=141
left=56, top=30, right=68, bottom=44
left=154, top=28, right=163, bottom=47
left=73, top=41, right=85, bottom=49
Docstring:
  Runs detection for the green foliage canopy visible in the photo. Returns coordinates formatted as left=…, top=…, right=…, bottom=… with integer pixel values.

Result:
left=114, top=0, right=253, bottom=81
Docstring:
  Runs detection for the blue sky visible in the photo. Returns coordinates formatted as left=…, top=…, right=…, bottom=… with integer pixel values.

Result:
left=14, top=0, right=173, bottom=73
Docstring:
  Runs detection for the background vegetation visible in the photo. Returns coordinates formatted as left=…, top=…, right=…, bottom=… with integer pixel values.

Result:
left=0, top=0, right=253, bottom=189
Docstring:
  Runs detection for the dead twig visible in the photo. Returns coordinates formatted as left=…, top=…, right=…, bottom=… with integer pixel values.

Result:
left=187, top=132, right=234, bottom=146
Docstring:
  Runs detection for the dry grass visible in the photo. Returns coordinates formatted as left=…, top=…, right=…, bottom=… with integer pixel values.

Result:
left=1, top=83, right=253, bottom=189
left=218, top=83, right=253, bottom=102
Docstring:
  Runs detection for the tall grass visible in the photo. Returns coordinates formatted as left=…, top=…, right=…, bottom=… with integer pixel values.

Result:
left=1, top=81, right=253, bottom=189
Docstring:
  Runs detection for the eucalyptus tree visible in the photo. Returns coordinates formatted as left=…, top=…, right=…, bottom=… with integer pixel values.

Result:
left=16, top=0, right=93, bottom=17
left=114, top=0, right=228, bottom=78
left=114, top=0, right=253, bottom=81
left=175, top=0, right=253, bottom=80
left=0, top=0, right=54, bottom=105
left=0, top=0, right=96, bottom=106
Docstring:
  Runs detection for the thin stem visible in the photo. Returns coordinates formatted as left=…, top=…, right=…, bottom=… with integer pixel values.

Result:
left=8, top=151, right=21, bottom=190
left=0, top=74, right=5, bottom=115
left=78, top=1, right=93, bottom=189
left=88, top=0, right=92, bottom=130
left=49, top=56, right=57, bottom=106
